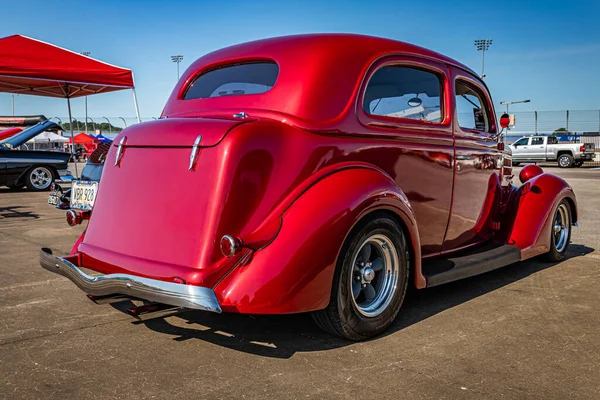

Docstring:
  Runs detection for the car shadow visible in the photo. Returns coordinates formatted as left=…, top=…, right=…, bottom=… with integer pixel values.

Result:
left=114, top=244, right=594, bottom=359
left=0, top=205, right=40, bottom=219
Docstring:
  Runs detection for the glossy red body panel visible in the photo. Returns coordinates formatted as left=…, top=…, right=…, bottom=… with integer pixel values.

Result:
left=519, top=164, right=544, bottom=183
left=68, top=34, right=577, bottom=314
left=502, top=173, right=577, bottom=259
left=215, top=168, right=422, bottom=313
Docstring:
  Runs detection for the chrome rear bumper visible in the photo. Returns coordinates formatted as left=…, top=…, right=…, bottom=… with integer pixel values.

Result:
left=39, top=248, right=221, bottom=313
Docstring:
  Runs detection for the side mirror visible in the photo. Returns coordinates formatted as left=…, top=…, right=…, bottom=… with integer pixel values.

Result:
left=499, top=113, right=510, bottom=129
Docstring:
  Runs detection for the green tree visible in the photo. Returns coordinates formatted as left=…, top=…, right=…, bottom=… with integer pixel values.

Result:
left=553, top=127, right=569, bottom=135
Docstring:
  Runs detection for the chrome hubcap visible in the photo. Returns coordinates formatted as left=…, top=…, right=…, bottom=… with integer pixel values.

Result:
left=30, top=167, right=51, bottom=189
left=350, top=234, right=399, bottom=317
left=559, top=157, right=569, bottom=167
left=553, top=203, right=570, bottom=253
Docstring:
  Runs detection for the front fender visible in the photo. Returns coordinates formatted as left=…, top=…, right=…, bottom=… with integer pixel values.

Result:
left=214, top=166, right=422, bottom=314
left=505, top=173, right=577, bottom=260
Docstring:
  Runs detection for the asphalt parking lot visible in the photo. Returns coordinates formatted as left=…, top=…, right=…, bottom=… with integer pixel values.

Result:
left=1, top=167, right=599, bottom=399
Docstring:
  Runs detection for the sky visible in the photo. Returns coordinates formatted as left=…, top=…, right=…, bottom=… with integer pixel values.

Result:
left=1, top=0, right=599, bottom=123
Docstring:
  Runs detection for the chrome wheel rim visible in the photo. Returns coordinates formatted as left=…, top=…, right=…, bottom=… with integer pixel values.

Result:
left=553, top=203, right=570, bottom=253
left=559, top=156, right=570, bottom=167
left=350, top=234, right=399, bottom=317
left=30, top=167, right=52, bottom=190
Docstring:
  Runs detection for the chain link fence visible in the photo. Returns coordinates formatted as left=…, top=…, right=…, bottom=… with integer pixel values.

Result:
left=502, top=110, right=600, bottom=167
left=50, top=111, right=600, bottom=167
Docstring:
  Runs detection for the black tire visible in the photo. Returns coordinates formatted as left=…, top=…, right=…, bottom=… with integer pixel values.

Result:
left=312, top=214, right=409, bottom=340
left=25, top=166, right=54, bottom=191
left=557, top=154, right=574, bottom=168
left=543, top=199, right=572, bottom=262
left=512, top=161, right=520, bottom=167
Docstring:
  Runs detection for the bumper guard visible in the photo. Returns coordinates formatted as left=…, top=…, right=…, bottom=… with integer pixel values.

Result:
left=39, top=248, right=221, bottom=313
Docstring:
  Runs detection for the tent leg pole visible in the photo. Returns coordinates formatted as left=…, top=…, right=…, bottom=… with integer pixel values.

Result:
left=132, top=88, right=141, bottom=123
left=67, top=97, right=79, bottom=178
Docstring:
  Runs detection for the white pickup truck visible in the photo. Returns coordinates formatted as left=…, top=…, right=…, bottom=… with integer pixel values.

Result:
left=510, top=135, right=596, bottom=168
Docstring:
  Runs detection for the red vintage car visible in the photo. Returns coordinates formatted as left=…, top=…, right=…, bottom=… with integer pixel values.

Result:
left=40, top=34, right=577, bottom=340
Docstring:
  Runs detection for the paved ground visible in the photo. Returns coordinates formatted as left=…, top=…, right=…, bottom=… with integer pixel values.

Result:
left=0, top=167, right=599, bottom=399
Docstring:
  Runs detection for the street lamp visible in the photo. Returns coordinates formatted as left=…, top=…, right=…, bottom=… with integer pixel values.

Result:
left=499, top=99, right=531, bottom=114
left=474, top=39, right=493, bottom=79
left=86, top=117, right=95, bottom=134
left=102, top=117, right=111, bottom=134
left=499, top=100, right=531, bottom=135
left=81, top=52, right=91, bottom=134
left=171, top=55, right=183, bottom=80
left=11, top=94, right=18, bottom=116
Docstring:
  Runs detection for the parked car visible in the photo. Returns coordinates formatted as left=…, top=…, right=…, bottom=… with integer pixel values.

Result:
left=510, top=135, right=596, bottom=168
left=40, top=34, right=578, bottom=340
left=0, top=120, right=73, bottom=190
left=48, top=141, right=110, bottom=209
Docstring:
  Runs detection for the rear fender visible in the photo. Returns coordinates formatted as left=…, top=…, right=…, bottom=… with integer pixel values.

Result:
left=214, top=166, right=422, bottom=314
left=505, top=173, right=577, bottom=260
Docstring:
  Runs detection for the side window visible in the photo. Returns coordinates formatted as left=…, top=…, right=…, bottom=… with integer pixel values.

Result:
left=363, top=66, right=443, bottom=123
left=548, top=136, right=558, bottom=144
left=455, top=81, right=491, bottom=132
left=531, top=137, right=544, bottom=145
left=514, top=138, right=530, bottom=146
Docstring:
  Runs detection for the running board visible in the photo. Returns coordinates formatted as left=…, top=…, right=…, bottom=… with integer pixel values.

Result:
left=423, top=244, right=522, bottom=287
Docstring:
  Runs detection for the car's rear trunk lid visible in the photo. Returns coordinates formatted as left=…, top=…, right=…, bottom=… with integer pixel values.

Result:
left=79, top=117, right=254, bottom=284
left=119, top=117, right=250, bottom=147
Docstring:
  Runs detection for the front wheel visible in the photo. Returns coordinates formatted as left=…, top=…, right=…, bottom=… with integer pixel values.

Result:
left=543, top=200, right=572, bottom=262
left=312, top=215, right=409, bottom=340
left=558, top=154, right=574, bottom=168
left=25, top=166, right=54, bottom=191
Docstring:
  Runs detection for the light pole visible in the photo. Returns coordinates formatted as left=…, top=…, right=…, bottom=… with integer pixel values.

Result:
left=86, top=117, right=95, bottom=134
left=499, top=99, right=531, bottom=115
left=474, top=39, right=493, bottom=79
left=11, top=94, right=18, bottom=116
left=102, top=117, right=111, bottom=134
left=81, top=52, right=91, bottom=134
left=499, top=100, right=531, bottom=135
left=171, top=55, right=183, bottom=80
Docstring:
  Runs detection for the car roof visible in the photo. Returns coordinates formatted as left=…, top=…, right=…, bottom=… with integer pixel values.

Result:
left=163, top=34, right=479, bottom=123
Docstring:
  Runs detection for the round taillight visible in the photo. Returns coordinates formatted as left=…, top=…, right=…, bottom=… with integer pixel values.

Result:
left=220, top=235, right=241, bottom=258
left=519, top=164, right=544, bottom=184
left=66, top=210, right=82, bottom=226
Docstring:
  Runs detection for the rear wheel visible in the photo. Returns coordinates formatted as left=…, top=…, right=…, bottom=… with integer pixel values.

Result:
left=312, top=215, right=409, bottom=340
left=543, top=200, right=572, bottom=262
left=557, top=154, right=574, bottom=168
left=25, top=166, right=54, bottom=191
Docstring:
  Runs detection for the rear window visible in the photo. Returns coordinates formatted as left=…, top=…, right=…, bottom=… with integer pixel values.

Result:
left=184, top=62, right=279, bottom=100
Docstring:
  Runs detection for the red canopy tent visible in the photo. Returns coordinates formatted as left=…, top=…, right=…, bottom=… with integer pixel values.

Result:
left=69, top=133, right=97, bottom=144
left=0, top=34, right=141, bottom=175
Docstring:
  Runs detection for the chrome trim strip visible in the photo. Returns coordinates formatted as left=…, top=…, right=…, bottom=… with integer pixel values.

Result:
left=114, top=136, right=126, bottom=167
left=188, top=135, right=202, bottom=171
left=5, top=158, right=68, bottom=164
left=39, top=248, right=221, bottom=313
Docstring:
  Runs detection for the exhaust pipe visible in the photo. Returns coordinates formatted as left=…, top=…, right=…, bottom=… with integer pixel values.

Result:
left=127, top=303, right=185, bottom=321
